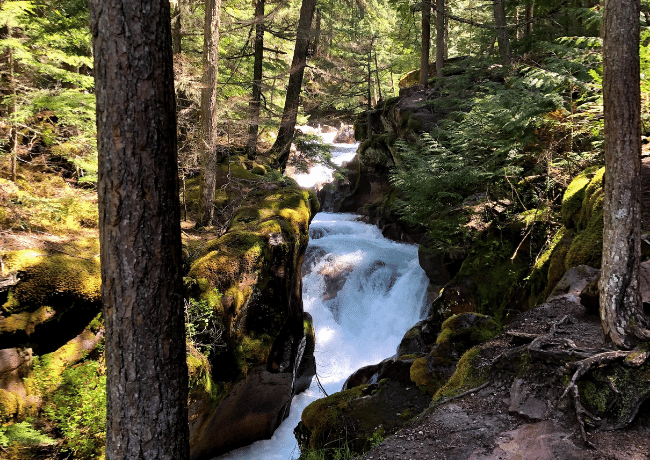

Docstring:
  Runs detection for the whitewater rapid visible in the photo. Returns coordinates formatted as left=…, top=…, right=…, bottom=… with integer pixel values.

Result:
left=216, top=213, right=429, bottom=460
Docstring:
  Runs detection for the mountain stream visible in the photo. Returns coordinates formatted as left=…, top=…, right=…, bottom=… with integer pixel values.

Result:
left=215, top=135, right=429, bottom=460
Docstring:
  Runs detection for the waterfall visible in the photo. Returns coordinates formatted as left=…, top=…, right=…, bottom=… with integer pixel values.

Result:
left=215, top=213, right=428, bottom=460
left=215, top=129, right=429, bottom=460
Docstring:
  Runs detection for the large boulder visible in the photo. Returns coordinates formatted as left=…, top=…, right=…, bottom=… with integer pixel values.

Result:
left=186, top=182, right=320, bottom=459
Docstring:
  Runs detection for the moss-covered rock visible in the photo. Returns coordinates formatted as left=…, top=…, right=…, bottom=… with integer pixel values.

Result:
left=186, top=180, right=319, bottom=459
left=432, top=346, right=487, bottom=401
left=408, top=313, right=499, bottom=396
left=298, top=379, right=430, bottom=455
left=0, top=241, right=101, bottom=353
left=561, top=166, right=601, bottom=229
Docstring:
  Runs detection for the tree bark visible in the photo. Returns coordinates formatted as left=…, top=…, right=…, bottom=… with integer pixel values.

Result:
left=312, top=8, right=321, bottom=57
left=436, top=0, right=445, bottom=78
left=492, top=0, right=511, bottom=65
left=89, top=1, right=190, bottom=459
left=9, top=45, right=16, bottom=183
left=247, top=0, right=265, bottom=158
left=525, top=0, right=534, bottom=37
left=420, top=0, right=431, bottom=86
left=599, top=0, right=645, bottom=349
left=373, top=50, right=382, bottom=102
left=197, top=0, right=222, bottom=227
left=172, top=0, right=183, bottom=55
left=269, top=0, right=317, bottom=171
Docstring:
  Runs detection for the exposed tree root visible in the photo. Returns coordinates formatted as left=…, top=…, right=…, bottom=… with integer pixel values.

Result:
left=507, top=315, right=650, bottom=445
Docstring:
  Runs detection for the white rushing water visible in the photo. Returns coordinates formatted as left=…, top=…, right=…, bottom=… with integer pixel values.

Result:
left=216, top=214, right=429, bottom=460
left=290, top=129, right=358, bottom=188
left=215, top=132, right=429, bottom=460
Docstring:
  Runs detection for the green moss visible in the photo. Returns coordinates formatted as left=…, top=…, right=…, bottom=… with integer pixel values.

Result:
left=301, top=385, right=367, bottom=450
left=561, top=166, right=601, bottom=228
left=525, top=227, right=567, bottom=306
left=410, top=357, right=445, bottom=395
left=251, top=163, right=267, bottom=175
left=403, top=326, right=421, bottom=340
left=575, top=167, right=604, bottom=231
left=455, top=237, right=530, bottom=320
left=240, top=333, right=273, bottom=365
left=436, top=313, right=500, bottom=346
left=2, top=240, right=101, bottom=310
left=564, top=206, right=602, bottom=269
left=545, top=229, right=574, bottom=294
left=433, top=347, right=486, bottom=401
left=0, top=389, right=20, bottom=423
left=579, top=380, right=608, bottom=414
left=187, top=344, right=226, bottom=408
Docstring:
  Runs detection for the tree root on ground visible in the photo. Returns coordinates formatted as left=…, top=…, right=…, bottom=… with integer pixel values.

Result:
left=504, top=315, right=650, bottom=446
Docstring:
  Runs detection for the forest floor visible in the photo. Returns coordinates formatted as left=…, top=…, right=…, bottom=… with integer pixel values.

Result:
left=357, top=154, right=650, bottom=460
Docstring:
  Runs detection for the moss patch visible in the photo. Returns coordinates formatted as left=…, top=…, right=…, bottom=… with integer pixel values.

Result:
left=433, top=346, right=486, bottom=401
left=561, top=166, right=601, bottom=228
left=301, top=385, right=367, bottom=449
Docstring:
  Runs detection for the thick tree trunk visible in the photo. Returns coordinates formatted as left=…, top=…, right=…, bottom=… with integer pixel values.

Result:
left=436, top=0, right=445, bottom=78
left=420, top=0, right=431, bottom=86
left=493, top=0, right=511, bottom=65
left=247, top=0, right=265, bottom=158
left=89, top=1, right=190, bottom=459
left=599, top=0, right=645, bottom=349
left=197, top=0, right=221, bottom=227
left=269, top=0, right=317, bottom=171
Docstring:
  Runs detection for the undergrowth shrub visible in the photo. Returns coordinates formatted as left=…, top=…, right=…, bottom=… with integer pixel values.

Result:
left=33, top=358, right=106, bottom=459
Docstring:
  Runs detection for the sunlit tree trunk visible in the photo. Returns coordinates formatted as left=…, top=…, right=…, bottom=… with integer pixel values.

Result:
left=269, top=0, right=317, bottom=171
left=436, top=0, right=444, bottom=78
left=599, top=0, right=647, bottom=349
left=9, top=45, right=17, bottom=183
left=493, top=0, right=511, bottom=65
left=420, top=0, right=431, bottom=86
left=247, top=0, right=265, bottom=158
left=197, top=0, right=221, bottom=227
left=89, top=1, right=190, bottom=458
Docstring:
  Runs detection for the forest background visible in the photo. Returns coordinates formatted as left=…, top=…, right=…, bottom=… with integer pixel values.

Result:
left=2, top=0, right=650, bottom=458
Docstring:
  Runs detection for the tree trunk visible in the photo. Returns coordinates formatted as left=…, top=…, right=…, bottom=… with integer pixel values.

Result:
left=436, top=0, right=445, bottom=78
left=312, top=8, right=321, bottom=57
left=9, top=46, right=16, bottom=183
left=493, top=0, right=511, bottom=65
left=269, top=0, right=317, bottom=171
left=599, top=0, right=645, bottom=349
left=197, top=0, right=222, bottom=227
left=247, top=0, right=265, bottom=158
left=420, top=0, right=431, bottom=86
left=373, top=50, right=382, bottom=102
left=367, top=47, right=372, bottom=136
left=525, top=1, right=534, bottom=39
left=172, top=0, right=182, bottom=55
left=89, top=1, right=190, bottom=459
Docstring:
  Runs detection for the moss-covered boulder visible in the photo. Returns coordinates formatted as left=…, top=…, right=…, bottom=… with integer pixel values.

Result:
left=0, top=239, right=101, bottom=354
left=296, top=379, right=430, bottom=454
left=186, top=180, right=320, bottom=459
left=296, top=313, right=500, bottom=456
left=526, top=167, right=605, bottom=300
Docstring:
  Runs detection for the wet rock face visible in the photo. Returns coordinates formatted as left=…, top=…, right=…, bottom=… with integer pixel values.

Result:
left=190, top=369, right=294, bottom=460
